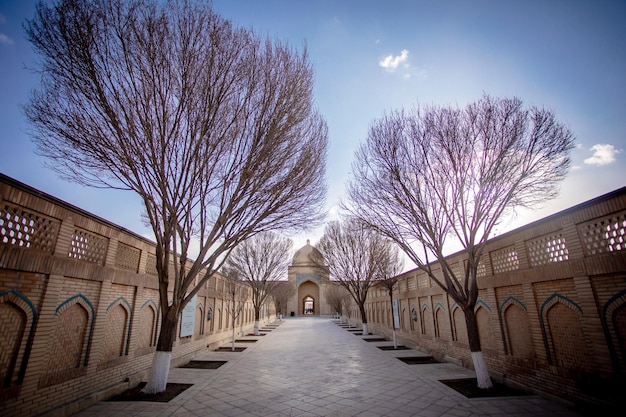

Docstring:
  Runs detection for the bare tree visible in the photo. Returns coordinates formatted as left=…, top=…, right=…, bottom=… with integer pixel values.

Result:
left=225, top=232, right=292, bottom=334
left=374, top=248, right=403, bottom=348
left=346, top=95, right=574, bottom=389
left=314, top=219, right=402, bottom=335
left=270, top=281, right=295, bottom=319
left=223, top=269, right=248, bottom=351
left=324, top=283, right=349, bottom=319
left=25, top=0, right=327, bottom=393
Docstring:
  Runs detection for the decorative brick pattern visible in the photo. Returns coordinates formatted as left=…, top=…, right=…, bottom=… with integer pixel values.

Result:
left=452, top=307, right=468, bottom=344
left=420, top=304, right=434, bottom=336
left=138, top=304, right=157, bottom=349
left=194, top=306, right=204, bottom=337
left=503, top=303, right=533, bottom=359
left=527, top=233, right=569, bottom=266
left=476, top=306, right=495, bottom=350
left=48, top=303, right=88, bottom=373
left=0, top=203, right=59, bottom=253
left=114, top=242, right=141, bottom=272
left=578, top=210, right=626, bottom=255
left=68, top=229, right=108, bottom=264
left=435, top=305, right=450, bottom=340
left=476, top=256, right=488, bottom=278
left=491, top=245, right=520, bottom=274
left=100, top=304, right=128, bottom=361
left=547, top=303, right=587, bottom=369
left=0, top=302, right=25, bottom=386
left=145, top=253, right=158, bottom=275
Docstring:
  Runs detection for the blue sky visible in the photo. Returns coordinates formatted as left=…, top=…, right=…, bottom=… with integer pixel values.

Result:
left=1, top=0, right=625, bottom=258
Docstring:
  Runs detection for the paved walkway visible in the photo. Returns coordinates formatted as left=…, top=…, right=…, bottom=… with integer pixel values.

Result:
left=76, top=317, right=583, bottom=417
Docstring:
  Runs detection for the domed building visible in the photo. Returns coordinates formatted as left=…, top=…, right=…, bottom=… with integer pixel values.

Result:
left=285, top=240, right=332, bottom=316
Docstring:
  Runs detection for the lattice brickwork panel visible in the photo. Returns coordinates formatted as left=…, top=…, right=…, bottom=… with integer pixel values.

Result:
left=0, top=203, right=59, bottom=253
left=115, top=243, right=140, bottom=272
left=68, top=229, right=108, bottom=265
left=476, top=257, right=487, bottom=277
left=527, top=233, right=569, bottom=267
left=145, top=254, right=158, bottom=276
left=578, top=211, right=626, bottom=255
left=491, top=246, right=520, bottom=274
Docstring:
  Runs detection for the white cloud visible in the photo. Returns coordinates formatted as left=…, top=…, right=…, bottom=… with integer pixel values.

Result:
left=379, top=49, right=409, bottom=72
left=583, top=144, right=622, bottom=166
left=0, top=33, right=13, bottom=45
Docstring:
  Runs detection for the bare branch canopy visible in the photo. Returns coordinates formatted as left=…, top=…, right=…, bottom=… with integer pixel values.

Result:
left=345, top=95, right=575, bottom=387
left=24, top=0, right=327, bottom=393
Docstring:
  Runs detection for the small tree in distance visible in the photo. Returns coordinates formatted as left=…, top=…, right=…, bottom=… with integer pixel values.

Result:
left=270, top=282, right=295, bottom=319
left=324, top=283, right=350, bottom=319
left=313, top=219, right=403, bottom=335
left=225, top=232, right=293, bottom=334
left=25, top=0, right=327, bottom=393
left=374, top=250, right=403, bottom=348
left=223, top=269, right=248, bottom=351
left=346, top=95, right=575, bottom=389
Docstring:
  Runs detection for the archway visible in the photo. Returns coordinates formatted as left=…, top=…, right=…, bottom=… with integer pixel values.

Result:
left=303, top=296, right=315, bottom=315
left=297, top=280, right=320, bottom=316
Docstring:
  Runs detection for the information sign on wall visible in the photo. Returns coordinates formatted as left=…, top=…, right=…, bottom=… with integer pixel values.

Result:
left=180, top=295, right=197, bottom=337
left=393, top=299, right=400, bottom=329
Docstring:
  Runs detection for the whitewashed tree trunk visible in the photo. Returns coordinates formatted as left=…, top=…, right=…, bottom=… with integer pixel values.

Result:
left=141, top=351, right=171, bottom=394
left=254, top=320, right=260, bottom=336
left=231, top=325, right=236, bottom=351
left=362, top=323, right=368, bottom=335
left=471, top=351, right=493, bottom=389
left=392, top=329, right=397, bottom=349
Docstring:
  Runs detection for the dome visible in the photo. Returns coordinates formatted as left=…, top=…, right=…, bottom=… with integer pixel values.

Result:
left=292, top=240, right=323, bottom=265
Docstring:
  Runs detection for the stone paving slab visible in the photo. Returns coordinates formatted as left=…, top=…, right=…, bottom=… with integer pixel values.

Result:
left=74, top=317, right=584, bottom=417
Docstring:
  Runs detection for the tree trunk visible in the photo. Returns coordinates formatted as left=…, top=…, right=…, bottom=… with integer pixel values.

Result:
left=254, top=309, right=261, bottom=336
left=359, top=304, right=368, bottom=335
left=464, top=307, right=493, bottom=389
left=142, top=310, right=178, bottom=394
left=392, top=329, right=397, bottom=349
left=231, top=319, right=236, bottom=351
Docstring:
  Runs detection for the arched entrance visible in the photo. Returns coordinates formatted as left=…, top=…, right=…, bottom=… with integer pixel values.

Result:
left=297, top=280, right=320, bottom=316
left=303, top=296, right=315, bottom=315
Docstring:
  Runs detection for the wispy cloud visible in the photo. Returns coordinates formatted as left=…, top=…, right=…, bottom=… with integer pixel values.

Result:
left=379, top=49, right=409, bottom=72
left=0, top=33, right=14, bottom=45
left=0, top=13, right=13, bottom=45
left=583, top=144, right=622, bottom=166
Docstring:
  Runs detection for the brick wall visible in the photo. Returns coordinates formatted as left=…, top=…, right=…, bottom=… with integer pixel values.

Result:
left=0, top=174, right=273, bottom=416
left=363, top=187, right=626, bottom=408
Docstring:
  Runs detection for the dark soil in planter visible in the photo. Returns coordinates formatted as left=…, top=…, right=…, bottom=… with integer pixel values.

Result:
left=439, top=378, right=531, bottom=398
left=216, top=347, right=247, bottom=352
left=247, top=333, right=266, bottom=336
left=235, top=339, right=257, bottom=343
left=107, top=382, right=192, bottom=403
left=363, top=337, right=387, bottom=342
left=179, top=360, right=227, bottom=369
left=352, top=332, right=363, bottom=335
left=397, top=356, right=439, bottom=364
left=378, top=345, right=410, bottom=350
